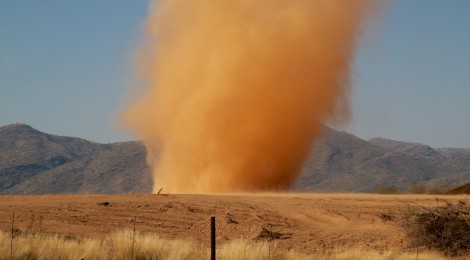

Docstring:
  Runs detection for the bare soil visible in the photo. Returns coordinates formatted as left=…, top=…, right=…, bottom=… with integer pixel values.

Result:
left=0, top=193, right=468, bottom=254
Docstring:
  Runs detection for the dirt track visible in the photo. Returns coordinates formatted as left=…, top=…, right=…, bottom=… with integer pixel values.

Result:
left=0, top=193, right=468, bottom=254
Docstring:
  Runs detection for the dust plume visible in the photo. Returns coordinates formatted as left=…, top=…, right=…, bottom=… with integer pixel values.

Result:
left=124, top=0, right=378, bottom=193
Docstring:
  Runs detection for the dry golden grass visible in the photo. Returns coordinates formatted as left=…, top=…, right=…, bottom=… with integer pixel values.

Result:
left=2, top=194, right=467, bottom=259
left=1, top=230, right=445, bottom=260
left=218, top=240, right=444, bottom=260
left=315, top=247, right=444, bottom=260
left=0, top=231, right=106, bottom=259
left=218, top=239, right=317, bottom=260
left=109, top=229, right=200, bottom=259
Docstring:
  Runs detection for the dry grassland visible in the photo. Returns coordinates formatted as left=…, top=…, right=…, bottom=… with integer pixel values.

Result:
left=0, top=193, right=468, bottom=259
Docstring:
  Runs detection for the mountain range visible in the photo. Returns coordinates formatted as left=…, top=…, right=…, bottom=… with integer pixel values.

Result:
left=294, top=130, right=470, bottom=192
left=1, top=123, right=469, bottom=194
left=0, top=123, right=151, bottom=194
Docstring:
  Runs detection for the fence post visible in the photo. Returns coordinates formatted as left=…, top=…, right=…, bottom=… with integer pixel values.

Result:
left=10, top=211, right=14, bottom=260
left=211, top=216, right=216, bottom=260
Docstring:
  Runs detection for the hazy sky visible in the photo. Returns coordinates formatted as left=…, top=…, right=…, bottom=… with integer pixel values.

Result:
left=1, top=1, right=469, bottom=148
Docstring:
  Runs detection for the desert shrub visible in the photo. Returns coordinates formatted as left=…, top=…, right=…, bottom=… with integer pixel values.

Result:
left=404, top=201, right=470, bottom=257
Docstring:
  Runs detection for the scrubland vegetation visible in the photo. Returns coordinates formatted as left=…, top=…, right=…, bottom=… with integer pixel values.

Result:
left=2, top=193, right=469, bottom=259
left=0, top=229, right=445, bottom=260
left=404, top=201, right=470, bottom=257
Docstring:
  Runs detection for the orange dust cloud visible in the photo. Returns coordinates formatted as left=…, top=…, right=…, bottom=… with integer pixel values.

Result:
left=124, top=0, right=378, bottom=193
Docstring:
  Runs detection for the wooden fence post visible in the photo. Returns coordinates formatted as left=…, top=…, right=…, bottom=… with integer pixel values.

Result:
left=211, top=216, right=216, bottom=260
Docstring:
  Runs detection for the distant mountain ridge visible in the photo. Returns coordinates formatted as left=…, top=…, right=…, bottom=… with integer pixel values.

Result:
left=1, top=123, right=470, bottom=194
left=369, top=137, right=470, bottom=169
left=294, top=130, right=470, bottom=192
left=369, top=137, right=444, bottom=159
left=0, top=123, right=152, bottom=194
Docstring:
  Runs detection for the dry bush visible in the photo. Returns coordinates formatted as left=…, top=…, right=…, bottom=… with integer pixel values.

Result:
left=404, top=201, right=470, bottom=257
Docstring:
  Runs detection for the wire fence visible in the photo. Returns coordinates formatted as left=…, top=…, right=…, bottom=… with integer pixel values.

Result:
left=3, top=209, right=447, bottom=259
left=2, top=212, right=282, bottom=260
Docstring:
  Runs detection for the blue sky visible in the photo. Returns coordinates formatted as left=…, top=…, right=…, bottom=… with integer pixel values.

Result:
left=348, top=0, right=470, bottom=148
left=1, top=1, right=469, bottom=148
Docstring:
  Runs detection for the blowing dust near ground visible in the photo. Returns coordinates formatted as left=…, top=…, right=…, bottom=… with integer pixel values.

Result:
left=124, top=0, right=379, bottom=193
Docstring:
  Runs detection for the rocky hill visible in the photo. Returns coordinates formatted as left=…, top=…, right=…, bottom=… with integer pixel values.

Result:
left=369, top=138, right=444, bottom=159
left=294, top=132, right=470, bottom=192
left=0, top=124, right=152, bottom=194
left=447, top=182, right=470, bottom=194
left=1, top=123, right=470, bottom=194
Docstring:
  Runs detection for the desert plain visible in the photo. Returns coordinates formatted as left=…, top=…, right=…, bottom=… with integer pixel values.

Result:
left=1, top=193, right=468, bottom=256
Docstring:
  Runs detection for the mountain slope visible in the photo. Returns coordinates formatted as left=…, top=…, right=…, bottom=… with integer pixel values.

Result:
left=0, top=124, right=152, bottom=194
left=369, top=137, right=444, bottom=160
left=447, top=182, right=470, bottom=194
left=1, top=123, right=470, bottom=194
left=294, top=128, right=470, bottom=192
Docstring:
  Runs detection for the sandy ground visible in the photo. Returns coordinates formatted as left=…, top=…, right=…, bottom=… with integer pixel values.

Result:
left=0, top=193, right=468, bottom=254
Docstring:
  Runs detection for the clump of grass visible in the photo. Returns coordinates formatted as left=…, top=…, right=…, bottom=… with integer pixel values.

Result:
left=0, top=231, right=106, bottom=259
left=219, top=239, right=273, bottom=259
left=404, top=201, right=470, bottom=257
left=319, top=247, right=444, bottom=260
left=109, top=229, right=201, bottom=259
left=217, top=240, right=444, bottom=260
left=0, top=230, right=446, bottom=259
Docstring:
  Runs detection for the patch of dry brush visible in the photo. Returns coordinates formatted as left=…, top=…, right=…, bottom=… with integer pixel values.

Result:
left=404, top=201, right=470, bottom=257
left=1, top=229, right=447, bottom=259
